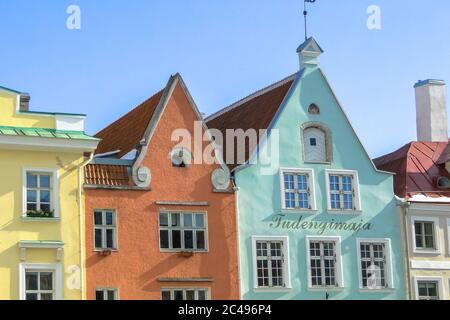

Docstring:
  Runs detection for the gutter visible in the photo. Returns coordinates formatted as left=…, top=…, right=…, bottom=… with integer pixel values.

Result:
left=396, top=196, right=412, bottom=300
left=77, top=152, right=94, bottom=300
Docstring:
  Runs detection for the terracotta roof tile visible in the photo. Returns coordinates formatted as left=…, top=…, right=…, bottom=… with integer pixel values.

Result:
left=206, top=76, right=295, bottom=170
left=374, top=141, right=450, bottom=199
left=95, top=89, right=164, bottom=158
left=85, top=164, right=133, bottom=187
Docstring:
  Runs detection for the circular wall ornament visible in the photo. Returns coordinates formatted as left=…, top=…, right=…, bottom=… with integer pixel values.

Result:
left=211, top=168, right=231, bottom=190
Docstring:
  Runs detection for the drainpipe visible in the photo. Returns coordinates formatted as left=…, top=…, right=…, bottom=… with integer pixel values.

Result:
left=233, top=182, right=243, bottom=300
left=77, top=152, right=94, bottom=300
left=396, top=196, right=412, bottom=300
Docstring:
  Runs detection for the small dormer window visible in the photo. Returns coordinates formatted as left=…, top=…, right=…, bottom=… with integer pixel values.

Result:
left=310, top=138, right=317, bottom=146
left=308, top=104, right=320, bottom=115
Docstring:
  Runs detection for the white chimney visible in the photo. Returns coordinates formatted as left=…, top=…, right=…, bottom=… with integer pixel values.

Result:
left=415, top=79, right=448, bottom=142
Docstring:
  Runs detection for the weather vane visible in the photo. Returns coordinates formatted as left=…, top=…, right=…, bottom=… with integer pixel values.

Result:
left=303, top=0, right=317, bottom=41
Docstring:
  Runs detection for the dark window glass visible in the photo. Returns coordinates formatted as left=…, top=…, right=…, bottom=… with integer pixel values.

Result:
left=26, top=272, right=38, bottom=290
left=94, top=211, right=102, bottom=225
left=196, top=231, right=205, bottom=250
left=159, top=213, right=169, bottom=227
left=95, top=229, right=103, bottom=249
left=174, top=290, right=183, bottom=300
left=161, top=291, right=171, bottom=300
left=26, top=293, right=38, bottom=300
left=160, top=230, right=169, bottom=249
left=172, top=230, right=181, bottom=249
left=106, top=229, right=114, bottom=249
left=184, top=231, right=194, bottom=249
left=96, top=290, right=104, bottom=300
left=107, top=290, right=116, bottom=300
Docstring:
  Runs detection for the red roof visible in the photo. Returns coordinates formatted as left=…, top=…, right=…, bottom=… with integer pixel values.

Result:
left=95, top=89, right=164, bottom=158
left=206, top=75, right=295, bottom=170
left=374, top=141, right=450, bottom=200
left=85, top=164, right=133, bottom=187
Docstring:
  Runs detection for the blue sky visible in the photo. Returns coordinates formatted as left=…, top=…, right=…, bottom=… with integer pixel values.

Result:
left=1, top=0, right=449, bottom=157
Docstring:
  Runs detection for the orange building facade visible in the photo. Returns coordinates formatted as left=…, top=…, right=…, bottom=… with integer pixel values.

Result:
left=83, top=74, right=240, bottom=300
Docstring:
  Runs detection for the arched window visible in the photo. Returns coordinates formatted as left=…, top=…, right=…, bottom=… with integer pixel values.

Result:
left=301, top=122, right=332, bottom=163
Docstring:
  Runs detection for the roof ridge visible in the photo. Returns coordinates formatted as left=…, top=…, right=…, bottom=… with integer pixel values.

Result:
left=205, top=73, right=298, bottom=122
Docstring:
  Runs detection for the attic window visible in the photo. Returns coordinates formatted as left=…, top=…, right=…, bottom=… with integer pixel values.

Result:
left=308, top=104, right=320, bottom=115
left=171, top=148, right=192, bottom=168
left=301, top=122, right=333, bottom=164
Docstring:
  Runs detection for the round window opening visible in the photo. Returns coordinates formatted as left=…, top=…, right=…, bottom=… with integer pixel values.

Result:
left=308, top=104, right=320, bottom=115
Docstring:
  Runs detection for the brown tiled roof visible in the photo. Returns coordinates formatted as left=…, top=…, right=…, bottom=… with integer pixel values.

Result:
left=95, top=89, right=164, bottom=158
left=206, top=75, right=296, bottom=170
left=374, top=141, right=450, bottom=200
left=85, top=164, right=133, bottom=187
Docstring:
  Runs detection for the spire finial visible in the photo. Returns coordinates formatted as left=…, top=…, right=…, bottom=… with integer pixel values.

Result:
left=303, top=0, right=317, bottom=41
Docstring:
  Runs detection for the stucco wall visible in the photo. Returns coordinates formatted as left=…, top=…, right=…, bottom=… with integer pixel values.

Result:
left=0, top=149, right=84, bottom=300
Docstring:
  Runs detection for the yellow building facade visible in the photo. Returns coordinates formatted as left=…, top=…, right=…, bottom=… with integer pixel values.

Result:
left=0, top=86, right=99, bottom=300
left=399, top=202, right=450, bottom=300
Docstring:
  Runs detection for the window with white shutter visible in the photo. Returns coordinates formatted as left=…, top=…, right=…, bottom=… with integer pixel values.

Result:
left=280, top=169, right=316, bottom=211
left=326, top=170, right=361, bottom=212
left=307, top=237, right=343, bottom=289
left=357, top=238, right=393, bottom=291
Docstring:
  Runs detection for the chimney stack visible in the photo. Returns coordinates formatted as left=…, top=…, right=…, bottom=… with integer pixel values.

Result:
left=415, top=79, right=448, bottom=142
left=19, top=93, right=30, bottom=112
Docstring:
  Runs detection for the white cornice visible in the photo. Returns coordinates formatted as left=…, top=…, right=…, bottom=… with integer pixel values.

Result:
left=0, top=135, right=99, bottom=153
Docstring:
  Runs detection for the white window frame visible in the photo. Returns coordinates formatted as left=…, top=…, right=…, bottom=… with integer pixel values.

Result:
left=325, top=169, right=361, bottom=213
left=279, top=168, right=317, bottom=212
left=356, top=238, right=394, bottom=291
left=161, top=288, right=210, bottom=300
left=94, top=210, right=118, bottom=251
left=306, top=236, right=344, bottom=290
left=251, top=236, right=291, bottom=292
left=414, top=276, right=444, bottom=300
left=411, top=216, right=440, bottom=255
left=159, top=211, right=209, bottom=252
left=22, top=168, right=59, bottom=218
left=446, top=218, right=450, bottom=256
left=19, top=263, right=63, bottom=300
left=95, top=287, right=119, bottom=300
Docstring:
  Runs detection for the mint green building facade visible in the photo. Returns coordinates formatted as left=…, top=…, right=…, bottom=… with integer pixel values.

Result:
left=232, top=38, right=407, bottom=300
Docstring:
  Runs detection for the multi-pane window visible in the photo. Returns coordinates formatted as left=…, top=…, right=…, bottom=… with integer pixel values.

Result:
left=359, top=242, right=388, bottom=289
left=328, top=172, right=359, bottom=211
left=26, top=172, right=52, bottom=213
left=414, top=221, right=436, bottom=250
left=161, top=288, right=208, bottom=300
left=94, top=210, right=117, bottom=250
left=159, top=212, right=207, bottom=251
left=96, top=288, right=118, bottom=300
left=25, top=270, right=54, bottom=300
left=309, top=240, right=339, bottom=288
left=255, top=241, right=285, bottom=288
left=417, top=281, right=440, bottom=300
left=282, top=172, right=311, bottom=210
